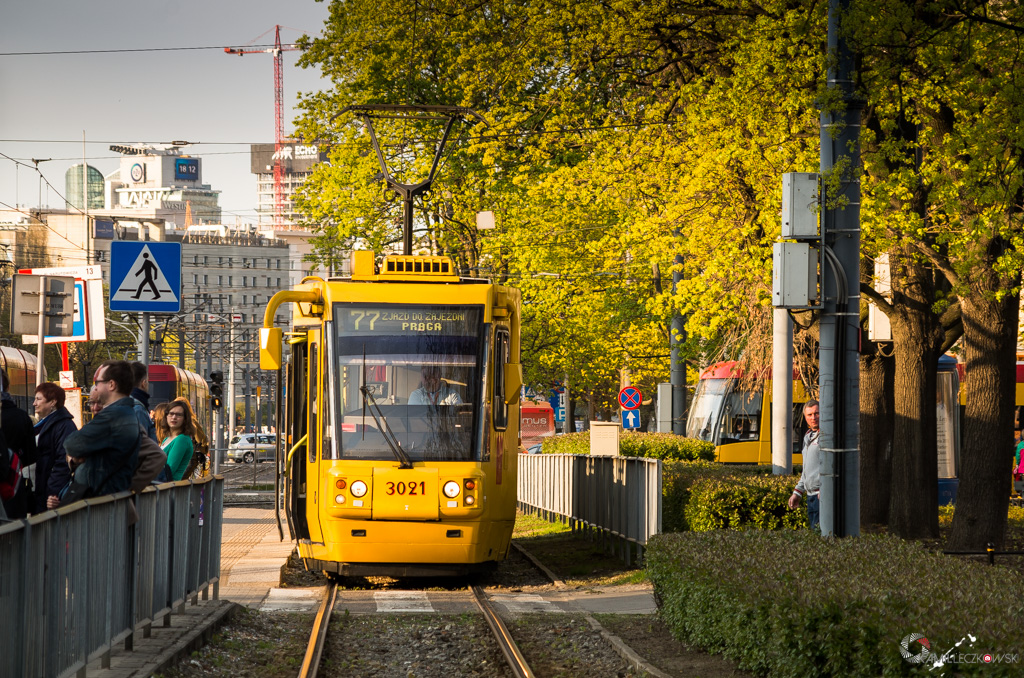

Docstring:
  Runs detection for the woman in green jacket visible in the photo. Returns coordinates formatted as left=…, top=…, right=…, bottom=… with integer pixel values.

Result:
left=161, top=400, right=195, bottom=481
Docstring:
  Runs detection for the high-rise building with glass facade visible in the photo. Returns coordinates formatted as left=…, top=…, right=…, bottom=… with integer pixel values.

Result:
left=65, top=164, right=104, bottom=209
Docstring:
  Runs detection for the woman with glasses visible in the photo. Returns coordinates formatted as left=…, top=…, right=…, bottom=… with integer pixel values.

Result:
left=161, top=399, right=195, bottom=481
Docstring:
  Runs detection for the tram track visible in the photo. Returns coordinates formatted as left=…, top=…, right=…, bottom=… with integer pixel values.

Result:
left=298, top=582, right=338, bottom=678
left=471, top=585, right=536, bottom=678
left=297, top=582, right=537, bottom=678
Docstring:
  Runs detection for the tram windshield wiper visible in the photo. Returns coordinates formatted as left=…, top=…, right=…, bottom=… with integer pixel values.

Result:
left=360, top=384, right=414, bottom=469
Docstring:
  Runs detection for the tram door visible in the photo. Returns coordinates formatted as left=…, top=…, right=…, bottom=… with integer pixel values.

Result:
left=306, top=330, right=325, bottom=543
left=288, top=339, right=310, bottom=541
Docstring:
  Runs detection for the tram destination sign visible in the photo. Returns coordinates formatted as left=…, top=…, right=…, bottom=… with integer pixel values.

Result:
left=337, top=304, right=481, bottom=335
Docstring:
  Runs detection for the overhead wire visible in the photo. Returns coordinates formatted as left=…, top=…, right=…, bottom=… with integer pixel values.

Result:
left=0, top=44, right=284, bottom=57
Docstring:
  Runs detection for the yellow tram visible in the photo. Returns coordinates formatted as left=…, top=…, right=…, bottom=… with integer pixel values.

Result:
left=260, top=251, right=523, bottom=577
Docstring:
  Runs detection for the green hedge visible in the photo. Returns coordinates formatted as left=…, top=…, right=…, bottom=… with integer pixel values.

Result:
left=661, top=461, right=775, bottom=532
left=539, top=432, right=589, bottom=455
left=647, top=530, right=1024, bottom=677
left=684, top=474, right=807, bottom=531
left=541, top=431, right=715, bottom=461
left=619, top=433, right=715, bottom=461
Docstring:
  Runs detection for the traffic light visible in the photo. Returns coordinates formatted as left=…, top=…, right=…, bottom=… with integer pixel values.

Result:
left=209, top=370, right=224, bottom=410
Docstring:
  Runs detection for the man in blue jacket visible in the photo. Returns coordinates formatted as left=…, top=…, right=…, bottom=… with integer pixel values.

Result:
left=64, top=360, right=140, bottom=498
left=32, top=382, right=78, bottom=513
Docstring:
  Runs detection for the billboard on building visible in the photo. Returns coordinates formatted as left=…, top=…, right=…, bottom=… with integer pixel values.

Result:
left=93, top=219, right=114, bottom=239
left=251, top=143, right=326, bottom=174
left=175, top=158, right=199, bottom=181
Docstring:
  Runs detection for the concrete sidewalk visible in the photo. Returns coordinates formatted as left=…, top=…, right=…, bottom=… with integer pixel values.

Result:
left=218, top=507, right=296, bottom=608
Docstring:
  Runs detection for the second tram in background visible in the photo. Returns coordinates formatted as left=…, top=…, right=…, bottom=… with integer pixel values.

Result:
left=687, top=356, right=962, bottom=503
left=147, top=363, right=211, bottom=434
left=261, top=250, right=523, bottom=577
left=0, top=346, right=40, bottom=411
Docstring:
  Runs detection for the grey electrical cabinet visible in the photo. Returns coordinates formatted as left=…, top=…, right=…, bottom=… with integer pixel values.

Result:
left=772, top=243, right=819, bottom=309
left=781, top=173, right=819, bottom=239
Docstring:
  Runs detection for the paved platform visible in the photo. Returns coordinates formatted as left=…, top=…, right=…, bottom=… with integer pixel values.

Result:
left=85, top=507, right=295, bottom=677
left=219, top=507, right=296, bottom=607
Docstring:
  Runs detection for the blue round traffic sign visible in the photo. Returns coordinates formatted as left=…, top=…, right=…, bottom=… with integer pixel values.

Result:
left=618, top=386, right=643, bottom=410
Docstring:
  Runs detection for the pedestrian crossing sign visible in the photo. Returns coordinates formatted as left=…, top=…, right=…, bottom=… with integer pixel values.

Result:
left=109, top=242, right=182, bottom=313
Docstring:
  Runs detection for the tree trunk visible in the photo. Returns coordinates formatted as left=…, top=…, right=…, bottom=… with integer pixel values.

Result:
left=947, top=256, right=1020, bottom=550
left=860, top=349, right=894, bottom=527
left=888, top=254, right=945, bottom=539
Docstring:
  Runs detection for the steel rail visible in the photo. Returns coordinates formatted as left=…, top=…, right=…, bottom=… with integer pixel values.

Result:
left=298, top=582, right=338, bottom=678
left=472, top=585, right=536, bottom=678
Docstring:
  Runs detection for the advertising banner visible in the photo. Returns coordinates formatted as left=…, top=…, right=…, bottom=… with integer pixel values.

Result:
left=175, top=158, right=199, bottom=181
left=250, top=143, right=327, bottom=174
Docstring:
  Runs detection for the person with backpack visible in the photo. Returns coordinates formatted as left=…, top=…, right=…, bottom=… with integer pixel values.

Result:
left=63, top=361, right=139, bottom=498
left=1, top=369, right=38, bottom=519
left=48, top=383, right=166, bottom=512
left=32, top=383, right=77, bottom=514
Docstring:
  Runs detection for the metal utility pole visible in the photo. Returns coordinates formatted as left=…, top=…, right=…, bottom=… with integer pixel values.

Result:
left=140, top=313, right=150, bottom=365
left=563, top=372, right=571, bottom=434
left=35, top=276, right=46, bottom=386
left=818, top=0, right=862, bottom=538
left=228, top=323, right=236, bottom=435
left=83, top=132, right=91, bottom=267
left=671, top=233, right=686, bottom=435
left=244, top=367, right=252, bottom=432
left=772, top=309, right=794, bottom=474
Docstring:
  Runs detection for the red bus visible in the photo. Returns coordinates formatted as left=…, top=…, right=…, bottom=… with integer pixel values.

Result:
left=521, top=401, right=555, bottom=449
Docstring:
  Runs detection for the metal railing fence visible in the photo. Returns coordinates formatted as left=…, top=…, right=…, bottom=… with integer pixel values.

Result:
left=517, top=454, right=661, bottom=565
left=0, top=476, right=223, bottom=678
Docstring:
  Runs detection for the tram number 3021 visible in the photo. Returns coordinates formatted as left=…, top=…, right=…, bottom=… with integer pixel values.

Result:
left=386, top=481, right=427, bottom=496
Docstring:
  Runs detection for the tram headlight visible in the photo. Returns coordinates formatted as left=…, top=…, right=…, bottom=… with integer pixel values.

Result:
left=443, top=481, right=461, bottom=498
left=335, top=494, right=346, bottom=504
left=465, top=495, right=475, bottom=505
left=350, top=480, right=368, bottom=497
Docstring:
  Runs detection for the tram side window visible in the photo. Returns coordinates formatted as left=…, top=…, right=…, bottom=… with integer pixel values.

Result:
left=494, top=329, right=509, bottom=430
left=792, top=403, right=809, bottom=455
left=718, top=391, right=763, bottom=443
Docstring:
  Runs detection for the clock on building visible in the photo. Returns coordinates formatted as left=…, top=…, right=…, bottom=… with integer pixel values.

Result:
left=130, top=163, right=145, bottom=182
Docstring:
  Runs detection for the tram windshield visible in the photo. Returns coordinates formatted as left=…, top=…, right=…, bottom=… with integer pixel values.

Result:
left=331, top=303, right=484, bottom=462
left=685, top=378, right=763, bottom=445
left=686, top=378, right=730, bottom=441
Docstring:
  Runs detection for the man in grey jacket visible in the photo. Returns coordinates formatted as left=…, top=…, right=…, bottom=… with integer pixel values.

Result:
left=788, top=400, right=821, bottom=530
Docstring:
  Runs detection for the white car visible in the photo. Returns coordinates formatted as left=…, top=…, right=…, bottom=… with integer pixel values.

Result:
left=227, top=433, right=278, bottom=463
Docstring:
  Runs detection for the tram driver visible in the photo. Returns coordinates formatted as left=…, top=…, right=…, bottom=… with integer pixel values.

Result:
left=408, top=366, right=463, bottom=406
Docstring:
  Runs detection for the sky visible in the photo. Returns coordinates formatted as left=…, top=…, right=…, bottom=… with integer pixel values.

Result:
left=0, top=0, right=333, bottom=224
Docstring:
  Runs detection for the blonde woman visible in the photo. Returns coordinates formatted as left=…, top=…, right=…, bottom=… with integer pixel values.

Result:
left=161, top=400, right=196, bottom=481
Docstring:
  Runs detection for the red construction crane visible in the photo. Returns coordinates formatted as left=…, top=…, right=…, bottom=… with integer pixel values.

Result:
left=225, top=26, right=301, bottom=228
